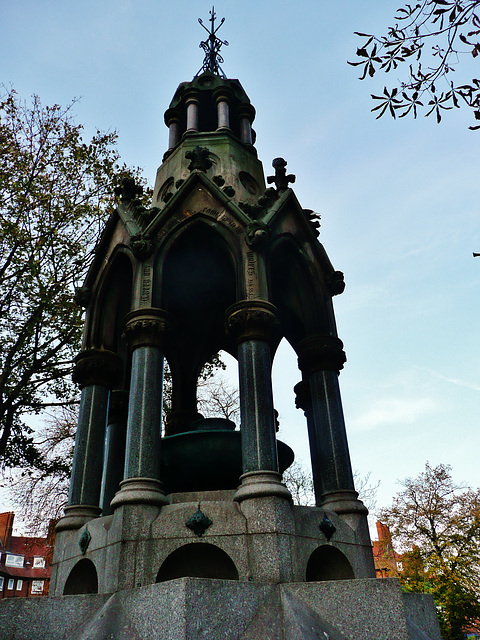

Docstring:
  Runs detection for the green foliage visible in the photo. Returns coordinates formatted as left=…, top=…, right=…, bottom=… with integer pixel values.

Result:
left=349, top=1, right=480, bottom=128
left=0, top=87, right=146, bottom=467
left=379, top=462, right=480, bottom=639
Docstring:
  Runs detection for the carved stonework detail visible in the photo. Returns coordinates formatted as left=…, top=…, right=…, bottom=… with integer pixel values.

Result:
left=212, top=175, right=225, bottom=187
left=74, top=286, right=91, bottom=308
left=124, top=308, right=172, bottom=350
left=72, top=349, right=123, bottom=389
left=133, top=206, right=160, bottom=224
left=131, top=234, right=154, bottom=260
left=245, top=221, right=269, bottom=250
left=223, top=185, right=235, bottom=197
left=293, top=380, right=312, bottom=413
left=226, top=300, right=279, bottom=344
left=185, top=508, right=213, bottom=537
left=326, top=271, right=345, bottom=296
left=79, top=527, right=91, bottom=555
left=239, top=188, right=278, bottom=221
left=296, top=335, right=347, bottom=375
left=115, top=177, right=143, bottom=203
left=185, top=146, right=213, bottom=172
left=319, top=514, right=336, bottom=541
left=303, top=209, right=321, bottom=238
left=267, top=157, right=295, bottom=193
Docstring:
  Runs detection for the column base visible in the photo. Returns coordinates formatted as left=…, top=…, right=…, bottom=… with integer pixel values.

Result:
left=55, top=505, right=102, bottom=532
left=319, top=489, right=368, bottom=516
left=110, top=477, right=169, bottom=509
left=234, top=470, right=292, bottom=502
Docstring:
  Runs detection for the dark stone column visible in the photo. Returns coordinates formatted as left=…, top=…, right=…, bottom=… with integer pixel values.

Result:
left=185, top=90, right=200, bottom=132
left=57, top=349, right=122, bottom=532
left=294, top=380, right=324, bottom=505
left=238, top=103, right=255, bottom=145
left=226, top=300, right=290, bottom=502
left=297, top=335, right=365, bottom=513
left=164, top=107, right=181, bottom=149
left=111, top=308, right=171, bottom=509
left=99, top=390, right=128, bottom=515
left=297, top=334, right=375, bottom=578
left=213, top=87, right=231, bottom=130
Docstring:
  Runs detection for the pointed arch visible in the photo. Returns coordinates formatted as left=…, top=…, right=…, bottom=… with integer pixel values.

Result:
left=268, top=237, right=330, bottom=349
left=89, top=249, right=134, bottom=357
left=154, top=221, right=239, bottom=435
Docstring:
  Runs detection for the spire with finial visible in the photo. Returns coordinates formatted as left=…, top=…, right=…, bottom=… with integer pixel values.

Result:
left=196, top=6, right=229, bottom=78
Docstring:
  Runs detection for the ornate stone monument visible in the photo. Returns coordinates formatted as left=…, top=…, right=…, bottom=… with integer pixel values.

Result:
left=0, top=10, right=442, bottom=640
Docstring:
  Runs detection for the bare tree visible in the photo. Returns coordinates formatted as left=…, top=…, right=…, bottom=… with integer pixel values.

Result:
left=6, top=407, right=76, bottom=535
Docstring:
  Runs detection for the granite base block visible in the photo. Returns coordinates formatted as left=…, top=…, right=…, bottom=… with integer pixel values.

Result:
left=0, top=577, right=441, bottom=640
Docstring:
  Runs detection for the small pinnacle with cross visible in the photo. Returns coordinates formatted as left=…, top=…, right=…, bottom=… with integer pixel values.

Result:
left=114, top=177, right=143, bottom=203
left=267, top=158, right=296, bottom=193
left=196, top=6, right=229, bottom=78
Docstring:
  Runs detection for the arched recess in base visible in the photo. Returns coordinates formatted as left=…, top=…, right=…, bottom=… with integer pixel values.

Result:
left=63, top=558, right=99, bottom=595
left=306, top=545, right=355, bottom=582
left=156, top=543, right=239, bottom=582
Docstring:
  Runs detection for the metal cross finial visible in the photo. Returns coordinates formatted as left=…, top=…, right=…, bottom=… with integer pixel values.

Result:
left=196, top=6, right=229, bottom=78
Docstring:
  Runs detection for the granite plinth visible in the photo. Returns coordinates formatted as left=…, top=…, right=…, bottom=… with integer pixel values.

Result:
left=0, top=577, right=441, bottom=640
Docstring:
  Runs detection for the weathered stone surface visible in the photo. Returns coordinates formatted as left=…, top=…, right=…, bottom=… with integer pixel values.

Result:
left=0, top=577, right=441, bottom=640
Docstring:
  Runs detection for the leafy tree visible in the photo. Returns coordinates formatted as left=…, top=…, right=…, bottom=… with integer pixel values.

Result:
left=379, top=462, right=480, bottom=640
left=349, top=1, right=480, bottom=128
left=0, top=87, right=146, bottom=467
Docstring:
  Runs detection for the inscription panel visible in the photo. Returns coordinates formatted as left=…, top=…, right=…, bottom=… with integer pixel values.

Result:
left=139, top=263, right=153, bottom=307
left=245, top=250, right=258, bottom=298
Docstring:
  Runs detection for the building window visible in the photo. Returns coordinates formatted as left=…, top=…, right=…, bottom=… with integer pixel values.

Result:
left=33, top=557, right=45, bottom=568
left=16, top=579, right=23, bottom=591
left=0, top=577, right=4, bottom=590
left=5, top=554, right=24, bottom=568
left=7, top=579, right=14, bottom=591
left=31, top=580, right=44, bottom=594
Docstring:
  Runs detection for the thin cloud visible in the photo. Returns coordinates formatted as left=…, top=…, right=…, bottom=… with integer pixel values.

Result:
left=419, top=367, right=480, bottom=392
left=350, top=397, right=436, bottom=432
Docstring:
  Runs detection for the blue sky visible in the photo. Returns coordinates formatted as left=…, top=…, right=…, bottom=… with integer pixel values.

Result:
left=2, top=1, right=480, bottom=520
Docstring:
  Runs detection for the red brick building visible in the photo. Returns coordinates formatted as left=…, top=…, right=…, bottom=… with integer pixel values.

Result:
left=0, top=512, right=54, bottom=598
left=372, top=520, right=403, bottom=579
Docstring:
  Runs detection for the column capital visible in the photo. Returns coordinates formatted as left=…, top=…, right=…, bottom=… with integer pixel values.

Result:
left=184, top=87, right=201, bottom=103
left=72, top=349, right=122, bottom=389
left=212, top=85, right=233, bottom=103
left=164, top=106, right=181, bottom=127
left=238, top=102, right=256, bottom=122
left=225, top=300, right=279, bottom=345
left=124, top=307, right=172, bottom=350
left=296, top=334, right=346, bottom=376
